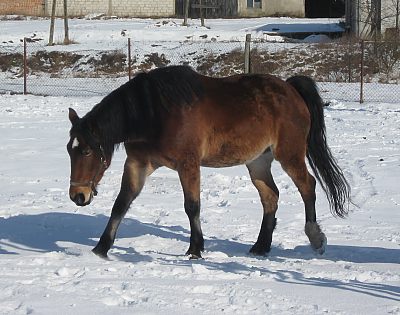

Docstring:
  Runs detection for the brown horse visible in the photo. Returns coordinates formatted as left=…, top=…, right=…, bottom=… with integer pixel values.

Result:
left=67, top=65, right=350, bottom=259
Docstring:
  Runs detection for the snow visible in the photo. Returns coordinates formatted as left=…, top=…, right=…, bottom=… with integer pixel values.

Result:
left=1, top=86, right=399, bottom=315
left=0, top=16, right=343, bottom=49
left=1, top=16, right=399, bottom=315
left=254, top=22, right=344, bottom=35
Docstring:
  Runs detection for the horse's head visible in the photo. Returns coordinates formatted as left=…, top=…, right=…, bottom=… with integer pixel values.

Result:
left=67, top=108, right=109, bottom=206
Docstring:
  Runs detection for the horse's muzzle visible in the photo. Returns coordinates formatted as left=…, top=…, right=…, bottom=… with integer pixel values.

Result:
left=70, top=189, right=93, bottom=206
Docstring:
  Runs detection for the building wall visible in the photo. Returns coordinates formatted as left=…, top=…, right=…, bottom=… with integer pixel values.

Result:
left=357, top=0, right=399, bottom=38
left=43, top=0, right=175, bottom=17
left=44, top=0, right=108, bottom=16
left=111, top=0, right=175, bottom=17
left=1, top=0, right=307, bottom=18
left=0, top=0, right=45, bottom=16
left=238, top=0, right=305, bottom=18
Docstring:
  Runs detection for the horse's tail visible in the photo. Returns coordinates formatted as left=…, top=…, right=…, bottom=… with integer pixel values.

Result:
left=286, top=75, right=351, bottom=218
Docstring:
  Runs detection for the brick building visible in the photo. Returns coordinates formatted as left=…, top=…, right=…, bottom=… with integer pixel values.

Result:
left=0, top=0, right=175, bottom=17
left=0, top=0, right=45, bottom=16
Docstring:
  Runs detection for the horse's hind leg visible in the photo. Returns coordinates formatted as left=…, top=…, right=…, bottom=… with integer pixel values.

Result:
left=274, top=144, right=327, bottom=254
left=246, top=150, right=279, bottom=256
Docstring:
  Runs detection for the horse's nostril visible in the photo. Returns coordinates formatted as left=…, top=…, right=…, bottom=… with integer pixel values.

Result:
left=74, top=193, right=86, bottom=206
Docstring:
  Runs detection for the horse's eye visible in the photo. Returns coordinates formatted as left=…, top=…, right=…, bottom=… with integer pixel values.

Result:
left=82, top=148, right=92, bottom=156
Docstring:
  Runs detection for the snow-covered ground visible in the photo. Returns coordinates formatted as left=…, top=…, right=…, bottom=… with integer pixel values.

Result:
left=0, top=91, right=399, bottom=315
left=1, top=16, right=343, bottom=48
left=0, top=16, right=399, bottom=315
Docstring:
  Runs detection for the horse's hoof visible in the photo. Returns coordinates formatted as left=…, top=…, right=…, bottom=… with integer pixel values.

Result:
left=188, top=253, right=203, bottom=260
left=312, top=234, right=327, bottom=255
left=186, top=249, right=202, bottom=259
left=92, top=247, right=109, bottom=259
left=249, top=243, right=270, bottom=256
left=249, top=250, right=268, bottom=257
left=185, top=245, right=203, bottom=259
left=305, top=222, right=327, bottom=255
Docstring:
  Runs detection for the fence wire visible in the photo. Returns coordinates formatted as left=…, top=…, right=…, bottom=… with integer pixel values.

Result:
left=0, top=38, right=399, bottom=103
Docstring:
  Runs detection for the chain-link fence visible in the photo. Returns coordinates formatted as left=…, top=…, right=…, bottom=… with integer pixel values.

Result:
left=249, top=39, right=400, bottom=103
left=1, top=37, right=399, bottom=103
left=0, top=40, right=130, bottom=96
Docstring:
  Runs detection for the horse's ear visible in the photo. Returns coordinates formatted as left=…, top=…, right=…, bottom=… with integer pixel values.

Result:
left=68, top=108, right=79, bottom=124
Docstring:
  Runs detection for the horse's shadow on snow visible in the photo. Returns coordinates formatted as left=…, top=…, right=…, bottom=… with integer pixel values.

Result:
left=1, top=212, right=399, bottom=301
left=0, top=211, right=189, bottom=263
left=0, top=212, right=398, bottom=265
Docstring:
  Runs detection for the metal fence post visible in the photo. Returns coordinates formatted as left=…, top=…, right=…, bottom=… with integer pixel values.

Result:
left=23, top=38, right=27, bottom=95
left=244, top=34, right=251, bottom=74
left=128, top=37, right=132, bottom=80
left=360, top=40, right=364, bottom=103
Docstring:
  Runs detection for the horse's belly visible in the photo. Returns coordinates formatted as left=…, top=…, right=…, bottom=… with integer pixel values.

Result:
left=201, top=142, right=269, bottom=168
left=201, top=157, right=248, bottom=168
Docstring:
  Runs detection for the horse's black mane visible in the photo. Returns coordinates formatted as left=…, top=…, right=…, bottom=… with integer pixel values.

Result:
left=72, top=65, right=204, bottom=157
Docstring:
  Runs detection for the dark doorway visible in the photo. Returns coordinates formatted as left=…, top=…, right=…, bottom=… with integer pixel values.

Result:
left=305, top=0, right=345, bottom=18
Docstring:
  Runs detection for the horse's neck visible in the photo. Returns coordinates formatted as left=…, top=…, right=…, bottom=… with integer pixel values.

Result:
left=85, top=102, right=127, bottom=147
left=90, top=97, right=149, bottom=147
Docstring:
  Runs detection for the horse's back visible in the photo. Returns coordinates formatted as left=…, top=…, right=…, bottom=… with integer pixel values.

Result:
left=156, top=71, right=310, bottom=168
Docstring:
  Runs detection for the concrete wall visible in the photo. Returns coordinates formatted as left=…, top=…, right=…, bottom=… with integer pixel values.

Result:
left=44, top=0, right=108, bottom=16
left=110, top=0, right=175, bottom=17
left=43, top=0, right=175, bottom=17
left=0, top=0, right=45, bottom=16
left=238, top=0, right=305, bottom=18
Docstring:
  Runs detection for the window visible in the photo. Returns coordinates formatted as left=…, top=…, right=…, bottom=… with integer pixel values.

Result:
left=247, top=0, right=262, bottom=9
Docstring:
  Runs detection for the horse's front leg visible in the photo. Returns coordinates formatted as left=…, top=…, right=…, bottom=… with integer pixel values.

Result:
left=92, top=157, right=154, bottom=258
left=178, top=158, right=204, bottom=259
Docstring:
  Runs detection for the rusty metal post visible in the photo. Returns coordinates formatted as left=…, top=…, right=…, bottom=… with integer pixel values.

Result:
left=23, top=38, right=27, bottom=95
left=128, top=38, right=132, bottom=80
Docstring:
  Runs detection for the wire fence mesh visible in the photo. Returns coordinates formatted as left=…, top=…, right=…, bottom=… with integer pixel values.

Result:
left=1, top=38, right=399, bottom=103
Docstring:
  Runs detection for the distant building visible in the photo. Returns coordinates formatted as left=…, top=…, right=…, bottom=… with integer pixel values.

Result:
left=237, top=0, right=305, bottom=17
left=177, top=0, right=345, bottom=19
left=0, top=0, right=175, bottom=17
left=0, top=0, right=346, bottom=19
left=0, top=0, right=44, bottom=16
